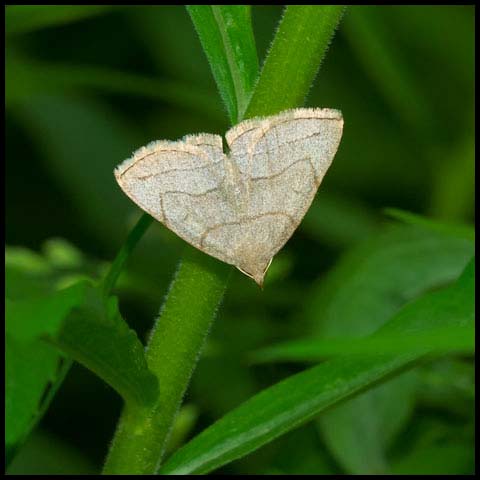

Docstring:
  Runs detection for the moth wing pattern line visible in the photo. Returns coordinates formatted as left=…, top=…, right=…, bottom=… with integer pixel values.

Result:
left=115, top=108, right=344, bottom=285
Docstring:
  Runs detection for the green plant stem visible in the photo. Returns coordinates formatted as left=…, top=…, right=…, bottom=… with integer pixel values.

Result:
left=102, top=214, right=153, bottom=297
left=244, top=5, right=345, bottom=119
left=103, top=248, right=230, bottom=474
left=103, top=5, right=346, bottom=474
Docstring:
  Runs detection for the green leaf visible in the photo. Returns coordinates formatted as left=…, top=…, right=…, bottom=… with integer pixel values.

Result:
left=159, top=259, right=474, bottom=475
left=6, top=334, right=70, bottom=466
left=308, top=224, right=473, bottom=341
left=6, top=247, right=54, bottom=299
left=187, top=5, right=259, bottom=123
left=6, top=281, right=159, bottom=407
left=387, top=256, right=474, bottom=334
left=6, top=241, right=159, bottom=466
left=6, top=5, right=116, bottom=35
left=5, top=240, right=90, bottom=465
left=244, top=5, right=345, bottom=119
left=307, top=222, right=473, bottom=474
left=42, top=238, right=86, bottom=270
left=250, top=325, right=474, bottom=363
left=384, top=208, right=474, bottom=241
left=6, top=239, right=100, bottom=299
left=253, top=219, right=474, bottom=365
left=6, top=284, right=85, bottom=340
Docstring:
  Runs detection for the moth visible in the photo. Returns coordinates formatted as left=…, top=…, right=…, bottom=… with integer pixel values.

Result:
left=115, top=108, right=343, bottom=286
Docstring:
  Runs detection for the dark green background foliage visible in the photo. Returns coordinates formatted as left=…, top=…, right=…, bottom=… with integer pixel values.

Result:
left=6, top=5, right=474, bottom=475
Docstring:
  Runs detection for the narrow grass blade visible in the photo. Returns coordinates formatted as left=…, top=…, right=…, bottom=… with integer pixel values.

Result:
left=187, top=5, right=259, bottom=123
left=160, top=259, right=474, bottom=474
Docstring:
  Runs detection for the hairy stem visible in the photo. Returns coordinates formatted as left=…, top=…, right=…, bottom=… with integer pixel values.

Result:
left=244, top=5, right=345, bottom=119
left=103, top=5, right=346, bottom=474
left=103, top=248, right=230, bottom=474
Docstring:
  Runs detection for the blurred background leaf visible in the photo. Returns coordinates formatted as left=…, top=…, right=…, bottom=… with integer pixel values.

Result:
left=5, top=241, right=90, bottom=466
left=5, top=5, right=474, bottom=475
left=5, top=5, right=118, bottom=36
left=307, top=220, right=473, bottom=474
left=5, top=243, right=158, bottom=466
left=160, top=258, right=474, bottom=474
